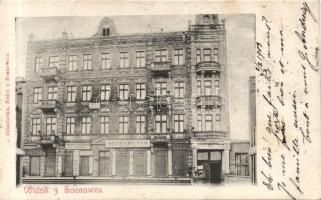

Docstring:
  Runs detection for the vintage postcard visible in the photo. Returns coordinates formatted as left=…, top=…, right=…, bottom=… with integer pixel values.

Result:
left=0, top=0, right=320, bottom=200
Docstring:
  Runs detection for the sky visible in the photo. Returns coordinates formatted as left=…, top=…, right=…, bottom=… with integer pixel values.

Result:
left=15, top=15, right=255, bottom=140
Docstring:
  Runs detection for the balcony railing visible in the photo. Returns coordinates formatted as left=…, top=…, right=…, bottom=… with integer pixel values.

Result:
left=38, top=99, right=59, bottom=113
left=149, top=95, right=171, bottom=110
left=150, top=61, right=171, bottom=74
left=191, top=131, right=226, bottom=139
left=196, top=95, right=222, bottom=107
left=195, top=61, right=220, bottom=73
left=27, top=135, right=58, bottom=145
left=189, top=24, right=225, bottom=31
left=39, top=67, right=59, bottom=81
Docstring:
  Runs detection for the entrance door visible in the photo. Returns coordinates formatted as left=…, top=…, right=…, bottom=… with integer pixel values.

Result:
left=133, top=151, right=146, bottom=177
left=98, top=151, right=110, bottom=176
left=173, top=151, right=186, bottom=177
left=155, top=150, right=167, bottom=177
left=64, top=154, right=73, bottom=177
left=116, top=151, right=129, bottom=177
left=79, top=156, right=89, bottom=176
left=209, top=162, right=221, bottom=183
left=45, top=152, right=56, bottom=176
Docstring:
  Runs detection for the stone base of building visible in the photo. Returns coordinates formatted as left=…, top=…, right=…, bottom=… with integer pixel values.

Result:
left=22, top=176, right=192, bottom=185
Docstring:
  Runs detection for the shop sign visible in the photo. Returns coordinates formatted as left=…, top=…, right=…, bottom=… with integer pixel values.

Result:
left=105, top=140, right=150, bottom=148
left=65, top=143, right=91, bottom=150
left=25, top=149, right=44, bottom=156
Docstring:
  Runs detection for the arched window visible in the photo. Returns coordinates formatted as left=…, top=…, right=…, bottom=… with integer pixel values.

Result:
left=102, top=25, right=111, bottom=36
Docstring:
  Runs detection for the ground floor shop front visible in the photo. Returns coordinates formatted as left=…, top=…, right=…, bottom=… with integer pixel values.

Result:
left=22, top=139, right=250, bottom=184
left=22, top=139, right=192, bottom=182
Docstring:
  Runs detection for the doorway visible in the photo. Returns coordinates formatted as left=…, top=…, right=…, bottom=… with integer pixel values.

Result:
left=209, top=162, right=221, bottom=183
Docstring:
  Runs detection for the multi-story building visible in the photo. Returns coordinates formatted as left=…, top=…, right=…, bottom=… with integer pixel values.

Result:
left=21, top=15, right=250, bottom=184
left=248, top=76, right=257, bottom=184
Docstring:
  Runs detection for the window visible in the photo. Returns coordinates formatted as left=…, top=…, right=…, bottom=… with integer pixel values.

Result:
left=196, top=49, right=201, bottom=63
left=204, top=80, right=212, bottom=95
left=101, top=53, right=111, bottom=69
left=32, top=118, right=40, bottom=135
left=136, top=51, right=145, bottom=68
left=155, top=115, right=167, bottom=134
left=81, top=117, right=91, bottom=134
left=203, top=49, right=211, bottom=62
left=35, top=57, right=43, bottom=72
left=68, top=55, right=78, bottom=71
left=33, top=87, right=42, bottom=103
left=49, top=56, right=59, bottom=68
left=197, top=80, right=202, bottom=96
left=118, top=116, right=128, bottom=134
left=46, top=117, right=56, bottom=135
left=174, top=81, right=184, bottom=98
left=235, top=153, right=249, bottom=176
left=119, top=84, right=129, bottom=100
left=155, top=82, right=167, bottom=96
left=66, top=117, right=75, bottom=135
left=213, top=48, right=218, bottom=62
left=173, top=49, right=184, bottom=65
left=100, top=116, right=109, bottom=134
left=174, top=114, right=184, bottom=133
left=48, top=86, right=57, bottom=100
left=119, top=52, right=129, bottom=68
left=83, top=54, right=92, bottom=70
left=205, top=114, right=213, bottom=131
left=214, top=80, right=219, bottom=95
left=197, top=114, right=202, bottom=131
left=100, top=85, right=111, bottom=101
left=155, top=49, right=167, bottom=62
left=136, top=115, right=146, bottom=134
left=136, top=83, right=146, bottom=100
left=215, top=114, right=221, bottom=121
left=102, top=25, right=111, bottom=36
left=67, top=86, right=77, bottom=102
left=82, top=85, right=92, bottom=101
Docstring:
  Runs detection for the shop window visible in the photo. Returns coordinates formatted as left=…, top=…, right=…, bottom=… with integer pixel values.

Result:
left=235, top=153, right=249, bottom=176
left=64, top=152, right=73, bottom=176
left=133, top=151, right=146, bottom=176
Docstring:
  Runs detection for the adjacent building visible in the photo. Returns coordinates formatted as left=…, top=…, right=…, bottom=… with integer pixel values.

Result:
left=21, top=15, right=251, bottom=184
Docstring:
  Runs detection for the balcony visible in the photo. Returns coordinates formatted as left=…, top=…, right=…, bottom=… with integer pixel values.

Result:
left=28, top=135, right=58, bottom=145
left=195, top=61, right=220, bottom=74
left=189, top=24, right=224, bottom=31
left=150, top=61, right=171, bottom=76
left=38, top=99, right=59, bottom=113
left=196, top=95, right=222, bottom=107
left=191, top=131, right=226, bottom=139
left=39, top=67, right=59, bottom=81
left=149, top=95, right=171, bottom=111
left=149, top=134, right=171, bottom=143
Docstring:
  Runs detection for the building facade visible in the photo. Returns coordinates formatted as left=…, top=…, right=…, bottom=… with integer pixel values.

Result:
left=21, top=15, right=250, bottom=184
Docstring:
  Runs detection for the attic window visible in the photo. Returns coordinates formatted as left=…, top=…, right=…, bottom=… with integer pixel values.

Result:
left=102, top=25, right=111, bottom=36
